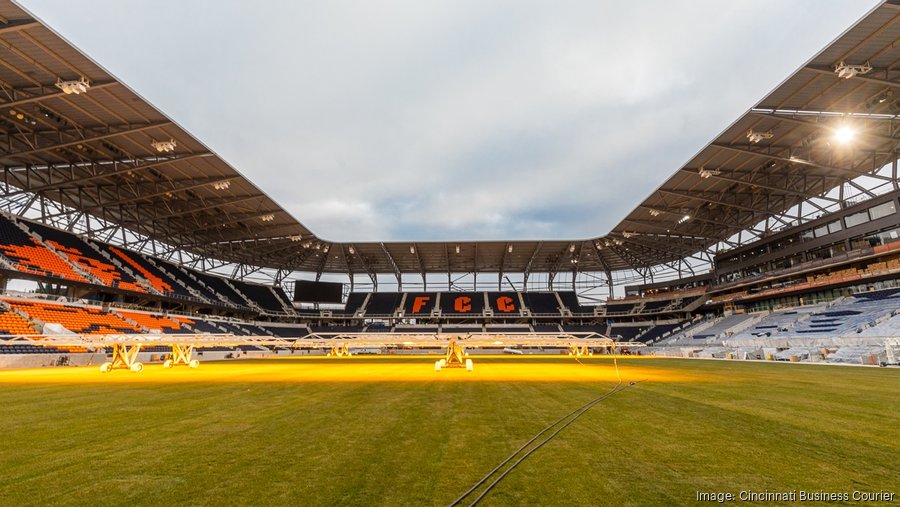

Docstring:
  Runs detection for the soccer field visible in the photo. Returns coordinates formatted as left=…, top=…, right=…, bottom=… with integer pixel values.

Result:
left=1, top=356, right=897, bottom=506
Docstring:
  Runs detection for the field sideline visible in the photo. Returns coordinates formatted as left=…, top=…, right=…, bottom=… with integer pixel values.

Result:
left=0, top=356, right=897, bottom=506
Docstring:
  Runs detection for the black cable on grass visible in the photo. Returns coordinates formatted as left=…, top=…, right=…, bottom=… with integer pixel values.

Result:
left=449, top=356, right=642, bottom=507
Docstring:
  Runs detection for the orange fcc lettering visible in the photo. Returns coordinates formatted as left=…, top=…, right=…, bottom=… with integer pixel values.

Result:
left=496, top=296, right=515, bottom=312
left=412, top=296, right=430, bottom=313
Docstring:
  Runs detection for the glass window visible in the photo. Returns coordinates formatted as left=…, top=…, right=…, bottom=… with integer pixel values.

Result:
left=814, top=225, right=829, bottom=238
left=845, top=210, right=870, bottom=228
left=807, top=246, right=834, bottom=261
left=868, top=201, right=897, bottom=220
left=827, top=220, right=842, bottom=234
left=801, top=229, right=815, bottom=241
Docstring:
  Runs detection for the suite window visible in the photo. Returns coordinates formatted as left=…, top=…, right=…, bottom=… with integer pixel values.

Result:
left=845, top=211, right=870, bottom=228
left=868, top=201, right=897, bottom=220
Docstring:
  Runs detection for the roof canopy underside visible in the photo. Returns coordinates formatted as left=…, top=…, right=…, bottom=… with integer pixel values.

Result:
left=0, top=1, right=899, bottom=276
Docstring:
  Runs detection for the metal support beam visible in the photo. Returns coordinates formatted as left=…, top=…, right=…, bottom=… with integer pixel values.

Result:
left=2, top=122, right=170, bottom=159
left=380, top=243, right=402, bottom=289
left=804, top=65, right=900, bottom=90
left=0, top=81, right=117, bottom=110
left=3, top=153, right=213, bottom=197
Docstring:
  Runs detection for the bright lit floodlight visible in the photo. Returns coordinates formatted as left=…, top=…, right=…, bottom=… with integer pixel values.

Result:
left=834, top=126, right=855, bottom=144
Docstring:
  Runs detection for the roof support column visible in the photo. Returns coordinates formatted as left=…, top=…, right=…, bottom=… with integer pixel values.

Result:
left=892, top=151, right=898, bottom=191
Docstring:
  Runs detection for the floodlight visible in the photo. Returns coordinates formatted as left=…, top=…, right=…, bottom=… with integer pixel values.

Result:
left=151, top=139, right=177, bottom=153
left=833, top=126, right=855, bottom=144
left=55, top=77, right=91, bottom=95
left=747, top=129, right=773, bottom=144
left=834, top=61, right=872, bottom=79
left=212, top=181, right=231, bottom=191
left=698, top=167, right=720, bottom=179
left=260, top=214, right=275, bottom=222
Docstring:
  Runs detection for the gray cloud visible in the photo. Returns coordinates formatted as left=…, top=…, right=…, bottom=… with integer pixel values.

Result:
left=20, top=0, right=878, bottom=241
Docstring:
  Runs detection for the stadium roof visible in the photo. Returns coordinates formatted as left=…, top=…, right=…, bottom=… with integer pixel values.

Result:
left=1, top=0, right=899, bottom=280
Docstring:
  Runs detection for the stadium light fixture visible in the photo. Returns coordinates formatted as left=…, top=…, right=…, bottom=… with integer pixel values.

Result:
left=151, top=139, right=177, bottom=153
left=833, top=125, right=856, bottom=144
left=649, top=209, right=661, bottom=217
left=348, top=246, right=355, bottom=254
left=569, top=244, right=575, bottom=253
left=212, top=181, right=231, bottom=191
left=290, top=235, right=302, bottom=242
left=260, top=214, right=275, bottom=222
left=507, top=244, right=513, bottom=253
left=455, top=245, right=460, bottom=254
left=698, top=167, right=720, bottom=179
left=834, top=61, right=872, bottom=79
left=746, top=129, right=773, bottom=144
left=678, top=215, right=691, bottom=224
left=622, top=232, right=634, bottom=238
left=410, top=246, right=415, bottom=254
left=55, top=77, right=90, bottom=95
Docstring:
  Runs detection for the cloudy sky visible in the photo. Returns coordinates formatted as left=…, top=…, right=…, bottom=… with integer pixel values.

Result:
left=20, top=0, right=878, bottom=242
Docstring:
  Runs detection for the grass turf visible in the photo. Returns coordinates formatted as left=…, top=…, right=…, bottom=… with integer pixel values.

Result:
left=0, top=356, right=897, bottom=506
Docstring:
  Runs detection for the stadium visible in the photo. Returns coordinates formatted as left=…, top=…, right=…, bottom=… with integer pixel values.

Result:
left=0, top=0, right=899, bottom=505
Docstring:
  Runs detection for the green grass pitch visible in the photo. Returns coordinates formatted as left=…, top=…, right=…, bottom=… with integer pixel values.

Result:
left=0, top=356, right=897, bottom=506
